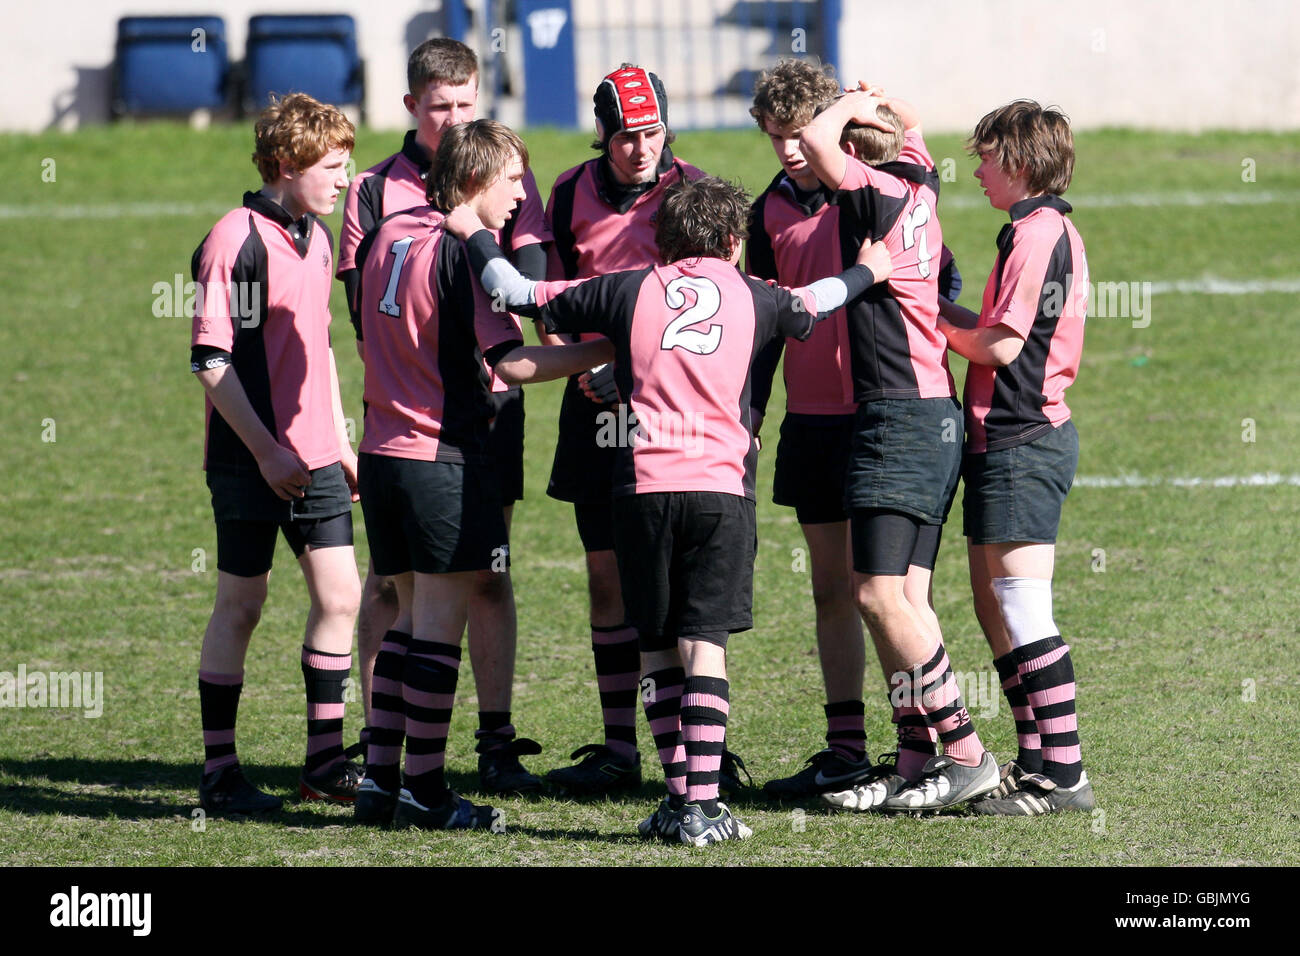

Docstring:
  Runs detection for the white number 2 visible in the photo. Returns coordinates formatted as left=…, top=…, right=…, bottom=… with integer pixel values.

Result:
left=377, top=236, right=415, bottom=317
left=660, top=276, right=723, bottom=355
left=901, top=200, right=933, bottom=279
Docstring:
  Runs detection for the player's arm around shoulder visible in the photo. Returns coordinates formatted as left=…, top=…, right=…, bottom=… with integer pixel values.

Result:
left=798, top=89, right=887, bottom=191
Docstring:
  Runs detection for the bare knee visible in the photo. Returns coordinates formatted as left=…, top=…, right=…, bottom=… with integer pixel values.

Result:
left=213, top=587, right=267, bottom=638
left=363, top=571, right=399, bottom=611
left=472, top=567, right=512, bottom=603
left=855, top=575, right=905, bottom=628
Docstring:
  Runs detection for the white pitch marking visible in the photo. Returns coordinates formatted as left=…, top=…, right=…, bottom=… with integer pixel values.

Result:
left=1075, top=473, right=1300, bottom=489
left=941, top=190, right=1300, bottom=210
left=3, top=190, right=1299, bottom=220
left=1147, top=278, right=1300, bottom=295
left=0, top=201, right=230, bottom=220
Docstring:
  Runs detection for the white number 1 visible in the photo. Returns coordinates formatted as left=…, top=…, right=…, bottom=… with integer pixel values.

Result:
left=661, top=276, right=723, bottom=355
left=377, top=236, right=415, bottom=317
left=901, top=200, right=933, bottom=279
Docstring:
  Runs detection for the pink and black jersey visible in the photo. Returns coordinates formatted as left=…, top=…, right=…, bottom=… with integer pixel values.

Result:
left=190, top=191, right=340, bottom=472
left=835, top=131, right=955, bottom=403
left=533, top=257, right=821, bottom=499
left=546, top=148, right=704, bottom=284
left=355, top=207, right=524, bottom=462
left=338, top=129, right=549, bottom=398
left=965, top=196, right=1088, bottom=454
left=747, top=174, right=855, bottom=416
left=339, top=129, right=551, bottom=277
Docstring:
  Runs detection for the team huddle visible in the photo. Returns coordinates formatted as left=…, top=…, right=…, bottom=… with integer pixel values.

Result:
left=189, top=38, right=1092, bottom=846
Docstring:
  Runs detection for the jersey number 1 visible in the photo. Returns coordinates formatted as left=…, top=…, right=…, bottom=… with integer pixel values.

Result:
left=377, top=236, right=415, bottom=317
left=661, top=276, right=723, bottom=355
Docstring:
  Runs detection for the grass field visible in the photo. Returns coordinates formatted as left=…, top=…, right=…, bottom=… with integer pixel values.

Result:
left=1, top=121, right=1298, bottom=867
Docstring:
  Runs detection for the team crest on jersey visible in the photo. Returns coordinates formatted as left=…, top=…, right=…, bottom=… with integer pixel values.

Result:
left=322, top=250, right=331, bottom=273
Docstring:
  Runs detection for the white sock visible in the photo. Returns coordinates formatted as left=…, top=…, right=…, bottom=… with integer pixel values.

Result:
left=991, top=577, right=1058, bottom=649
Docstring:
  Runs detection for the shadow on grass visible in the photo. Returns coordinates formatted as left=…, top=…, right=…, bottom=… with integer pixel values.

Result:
left=0, top=758, right=661, bottom=841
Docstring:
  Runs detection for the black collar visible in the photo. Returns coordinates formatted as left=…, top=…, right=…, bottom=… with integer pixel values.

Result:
left=244, top=191, right=313, bottom=257
left=1009, top=194, right=1072, bottom=221
left=875, top=160, right=929, bottom=187
left=772, top=169, right=831, bottom=216
left=595, top=146, right=677, bottom=214
left=401, top=129, right=435, bottom=180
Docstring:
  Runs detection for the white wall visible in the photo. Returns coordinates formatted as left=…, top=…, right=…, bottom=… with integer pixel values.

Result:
left=839, top=0, right=1300, bottom=132
left=4, top=1, right=1299, bottom=132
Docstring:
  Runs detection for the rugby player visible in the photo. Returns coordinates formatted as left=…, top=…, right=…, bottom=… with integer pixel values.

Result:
left=352, top=120, right=610, bottom=829
left=191, top=93, right=362, bottom=814
left=337, top=38, right=551, bottom=795
left=937, top=100, right=1093, bottom=815
left=444, top=175, right=893, bottom=843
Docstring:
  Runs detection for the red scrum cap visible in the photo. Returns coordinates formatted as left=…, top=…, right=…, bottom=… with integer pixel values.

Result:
left=593, top=66, right=668, bottom=147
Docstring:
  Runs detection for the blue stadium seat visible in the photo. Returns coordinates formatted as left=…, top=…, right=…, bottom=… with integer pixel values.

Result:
left=243, top=15, right=364, bottom=115
left=113, top=16, right=230, bottom=116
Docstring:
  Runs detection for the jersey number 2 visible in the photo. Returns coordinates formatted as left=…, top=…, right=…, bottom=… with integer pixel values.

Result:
left=377, top=236, right=415, bottom=317
left=661, top=276, right=723, bottom=355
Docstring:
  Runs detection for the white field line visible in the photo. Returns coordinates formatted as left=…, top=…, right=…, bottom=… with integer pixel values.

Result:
left=0, top=201, right=231, bottom=220
left=942, top=189, right=1300, bottom=210
left=1147, top=278, right=1300, bottom=294
left=2, top=189, right=1298, bottom=219
left=1075, top=473, right=1300, bottom=489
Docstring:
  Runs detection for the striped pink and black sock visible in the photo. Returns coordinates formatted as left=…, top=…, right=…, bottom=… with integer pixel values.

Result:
left=641, top=666, right=686, bottom=799
left=993, top=650, right=1043, bottom=773
left=1014, top=636, right=1082, bottom=787
left=682, top=675, right=730, bottom=816
left=891, top=704, right=938, bottom=780
left=592, top=625, right=640, bottom=762
left=905, top=641, right=985, bottom=767
left=366, top=630, right=410, bottom=794
left=475, top=712, right=515, bottom=752
left=302, top=647, right=351, bottom=775
left=824, top=700, right=866, bottom=761
left=402, top=638, right=461, bottom=807
left=198, top=670, right=243, bottom=775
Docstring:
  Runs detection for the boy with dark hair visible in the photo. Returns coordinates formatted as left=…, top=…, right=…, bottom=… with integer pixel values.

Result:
left=353, top=120, right=612, bottom=829
left=937, top=100, right=1093, bottom=816
left=444, top=175, right=893, bottom=843
left=337, top=37, right=551, bottom=796
left=797, top=86, right=1000, bottom=813
left=191, top=93, right=362, bottom=814
left=540, top=65, right=715, bottom=797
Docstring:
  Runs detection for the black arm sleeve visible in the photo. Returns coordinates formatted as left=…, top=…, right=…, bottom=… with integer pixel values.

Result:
left=511, top=241, right=548, bottom=282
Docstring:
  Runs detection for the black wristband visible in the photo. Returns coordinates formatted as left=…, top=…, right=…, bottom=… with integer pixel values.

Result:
left=838, top=263, right=876, bottom=301
left=190, top=346, right=232, bottom=373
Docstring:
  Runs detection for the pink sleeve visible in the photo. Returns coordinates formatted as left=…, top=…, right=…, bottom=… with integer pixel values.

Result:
left=837, top=155, right=873, bottom=192
left=473, top=275, right=525, bottom=354
left=986, top=228, right=1058, bottom=340
left=191, top=218, right=242, bottom=352
left=899, top=129, right=934, bottom=170
left=336, top=174, right=367, bottom=274
left=510, top=169, right=553, bottom=248
left=533, top=277, right=590, bottom=308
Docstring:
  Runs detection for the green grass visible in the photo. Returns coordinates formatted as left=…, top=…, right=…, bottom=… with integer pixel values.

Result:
left=1, top=122, right=1298, bottom=866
